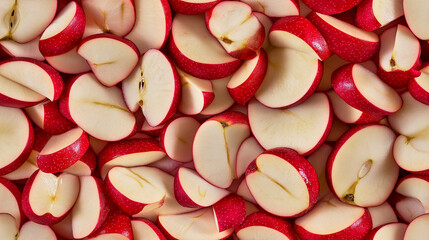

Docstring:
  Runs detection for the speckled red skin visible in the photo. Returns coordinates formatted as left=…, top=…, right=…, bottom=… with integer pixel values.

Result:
left=270, top=16, right=331, bottom=61
left=0, top=93, right=44, bottom=108
left=0, top=111, right=33, bottom=176
left=132, top=218, right=167, bottom=240
left=36, top=101, right=76, bottom=135
left=352, top=111, right=384, bottom=125
left=37, top=128, right=89, bottom=173
left=39, top=1, right=86, bottom=57
left=141, top=121, right=165, bottom=137
left=245, top=148, right=319, bottom=218
left=173, top=168, right=201, bottom=208
left=33, top=127, right=52, bottom=152
left=58, top=74, right=76, bottom=123
left=302, top=0, right=363, bottom=15
left=355, top=0, right=381, bottom=31
left=307, top=11, right=379, bottom=63
left=227, top=49, right=267, bottom=106
left=66, top=146, right=97, bottom=176
left=208, top=111, right=249, bottom=126
left=332, top=63, right=402, bottom=115
left=169, top=0, right=220, bottom=15
left=88, top=212, right=133, bottom=240
left=0, top=177, right=25, bottom=226
left=21, top=171, right=79, bottom=225
left=377, top=67, right=417, bottom=89
left=409, top=79, right=429, bottom=106
left=235, top=211, right=296, bottom=239
left=295, top=207, right=372, bottom=240
left=213, top=194, right=246, bottom=232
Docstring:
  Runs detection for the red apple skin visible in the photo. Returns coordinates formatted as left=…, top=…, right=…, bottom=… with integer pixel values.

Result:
left=301, top=0, right=363, bottom=15
left=332, top=7, right=357, bottom=25
left=33, top=127, right=52, bottom=152
left=227, top=49, right=267, bottom=106
left=39, top=1, right=86, bottom=56
left=0, top=177, right=25, bottom=226
left=84, top=177, right=111, bottom=237
left=0, top=93, right=44, bottom=109
left=377, top=67, right=418, bottom=89
left=167, top=32, right=242, bottom=80
left=37, top=129, right=89, bottom=173
left=364, top=222, right=407, bottom=240
left=209, top=111, right=249, bottom=126
left=66, top=146, right=97, bottom=176
left=235, top=211, right=297, bottom=239
left=29, top=100, right=76, bottom=135
left=169, top=0, right=220, bottom=15
left=355, top=0, right=381, bottom=31
left=87, top=212, right=133, bottom=240
left=213, top=194, right=246, bottom=232
left=409, top=78, right=429, bottom=106
left=245, top=148, right=319, bottom=218
left=269, top=16, right=332, bottom=61
left=58, top=75, right=75, bottom=123
left=420, top=40, right=429, bottom=62
left=353, top=112, right=385, bottom=125
left=141, top=122, right=165, bottom=137
left=307, top=11, right=379, bottom=63
left=132, top=218, right=167, bottom=240
left=173, top=170, right=201, bottom=208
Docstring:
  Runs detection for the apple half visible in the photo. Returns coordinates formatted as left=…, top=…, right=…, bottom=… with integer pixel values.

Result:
left=0, top=213, right=18, bottom=240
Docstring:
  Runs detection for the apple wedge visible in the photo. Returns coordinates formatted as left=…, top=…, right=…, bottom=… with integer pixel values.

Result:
left=404, top=214, right=429, bottom=240
left=18, top=221, right=57, bottom=240
left=236, top=137, right=264, bottom=179
left=213, top=194, right=246, bottom=232
left=241, top=0, right=299, bottom=17
left=39, top=1, right=85, bottom=57
left=0, top=36, right=44, bottom=61
left=254, top=12, right=272, bottom=49
left=327, top=124, right=399, bottom=207
left=307, top=143, right=332, bottom=200
left=36, top=127, right=89, bottom=173
left=0, top=0, right=57, bottom=43
left=168, top=14, right=241, bottom=80
left=248, top=92, right=332, bottom=155
left=0, top=177, right=24, bottom=227
left=307, top=11, right=379, bottom=62
left=355, top=0, right=404, bottom=31
left=301, top=0, right=361, bottom=15
left=409, top=64, right=429, bottom=105
left=294, top=194, right=372, bottom=240
left=45, top=47, right=91, bottom=74
left=403, top=0, right=429, bottom=40
left=368, top=202, right=398, bottom=228
left=254, top=47, right=322, bottom=108
left=365, top=222, right=407, bottom=240
left=86, top=212, right=133, bottom=240
left=199, top=76, right=235, bottom=116
left=169, top=0, right=220, bottom=15
left=21, top=171, right=80, bottom=225
left=131, top=218, right=166, bottom=240
left=122, top=49, right=181, bottom=127
left=193, top=111, right=250, bottom=188
left=60, top=72, right=137, bottom=141
left=0, top=213, right=19, bottom=240
left=174, top=167, right=230, bottom=208
left=63, top=146, right=96, bottom=176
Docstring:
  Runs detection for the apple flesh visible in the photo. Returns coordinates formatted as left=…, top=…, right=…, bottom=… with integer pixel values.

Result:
left=403, top=214, right=429, bottom=240
left=241, top=0, right=299, bottom=17
left=301, top=0, right=362, bottom=15
left=0, top=213, right=19, bottom=240
left=131, top=218, right=166, bottom=240
left=403, top=0, right=429, bottom=40
left=355, top=0, right=404, bottom=31
left=365, top=222, right=407, bottom=240
left=0, top=177, right=24, bottom=227
left=18, top=221, right=57, bottom=240
left=368, top=202, right=398, bottom=228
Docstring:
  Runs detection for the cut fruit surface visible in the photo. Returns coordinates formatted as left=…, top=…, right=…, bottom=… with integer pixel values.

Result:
left=241, top=0, right=299, bottom=17
left=404, top=214, right=429, bottom=240
left=17, top=221, right=57, bottom=240
left=0, top=213, right=18, bottom=240
left=199, top=76, right=234, bottom=116
left=368, top=202, right=398, bottom=228
left=236, top=137, right=264, bottom=178
left=403, top=0, right=429, bottom=40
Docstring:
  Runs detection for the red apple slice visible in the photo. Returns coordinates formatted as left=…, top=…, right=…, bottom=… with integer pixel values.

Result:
left=105, top=166, right=167, bottom=215
left=141, top=121, right=165, bottom=137
left=18, top=221, right=57, bottom=240
left=327, top=124, right=399, bottom=207
left=147, top=156, right=189, bottom=176
left=0, top=178, right=24, bottom=227
left=409, top=64, right=429, bottom=105
left=241, top=0, right=299, bottom=17
left=254, top=47, right=322, bottom=108
left=77, top=34, right=139, bottom=87
left=248, top=92, right=332, bottom=155
left=317, top=54, right=349, bottom=91
left=245, top=148, right=319, bottom=217
left=174, top=167, right=230, bottom=208
left=227, top=49, right=267, bottom=105
left=394, top=175, right=429, bottom=223
left=60, top=72, right=137, bottom=141
left=307, top=11, right=379, bottom=62
left=0, top=36, right=44, bottom=61
left=45, top=47, right=91, bottom=74
left=205, top=1, right=265, bottom=60
left=37, top=127, right=89, bottom=173
left=168, top=14, right=242, bottom=80
left=236, top=178, right=256, bottom=204
left=39, top=1, right=85, bottom=57
left=368, top=202, right=398, bottom=228
left=122, top=49, right=181, bottom=127
left=131, top=218, right=166, bottom=240
left=366, top=222, right=407, bottom=240
left=403, top=0, right=429, bottom=40
left=301, top=0, right=361, bottom=15
left=193, top=111, right=250, bottom=188
left=177, top=68, right=214, bottom=116
left=158, top=208, right=234, bottom=239
left=307, top=143, right=332, bottom=200
left=0, top=0, right=57, bottom=43
left=355, top=0, right=404, bottom=31
left=0, top=213, right=19, bottom=240
left=21, top=171, right=80, bottom=225
left=213, top=194, right=246, bottom=232
left=82, top=0, right=135, bottom=37
left=404, top=213, right=429, bottom=239
left=236, top=137, right=264, bottom=179
left=294, top=194, right=372, bottom=240
left=254, top=12, right=272, bottom=49
left=72, top=176, right=110, bottom=239
left=199, top=76, right=234, bottom=116
left=98, top=138, right=166, bottom=179
left=62, top=146, right=96, bottom=176
left=86, top=212, right=132, bottom=240
left=332, top=62, right=402, bottom=115
left=169, top=0, right=220, bottom=15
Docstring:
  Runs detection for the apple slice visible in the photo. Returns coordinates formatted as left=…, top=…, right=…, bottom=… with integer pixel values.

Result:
left=236, top=137, right=264, bottom=179
left=21, top=171, right=79, bottom=225
left=77, top=34, right=139, bottom=87
left=177, top=68, right=214, bottom=115
left=403, top=0, right=429, bottom=40
left=307, top=143, right=332, bottom=200
left=174, top=167, right=230, bottom=208
left=404, top=214, right=429, bottom=239
left=158, top=208, right=234, bottom=240
left=236, top=178, right=257, bottom=204
left=82, top=0, right=135, bottom=37
left=147, top=156, right=190, bottom=176
left=0, top=106, right=34, bottom=175
left=317, top=54, right=349, bottom=91
left=227, top=49, right=267, bottom=105
left=301, top=0, right=361, bottom=15
left=122, top=49, right=181, bottom=127
left=368, top=202, right=398, bottom=228
left=409, top=64, right=429, bottom=105
left=0, top=213, right=19, bottom=240
left=205, top=1, right=265, bottom=60
left=0, top=178, right=24, bottom=227
left=355, top=0, right=404, bottom=31
left=131, top=218, right=166, bottom=240
left=332, top=63, right=402, bottom=115
left=86, top=212, right=132, bottom=240
left=98, top=138, right=166, bottom=179
left=199, top=76, right=234, bottom=116
left=141, top=121, right=165, bottom=137
left=72, top=176, right=110, bottom=239
left=0, top=0, right=57, bottom=43
left=37, top=127, right=89, bottom=173
left=269, top=15, right=331, bottom=61
left=294, top=194, right=372, bottom=240
left=169, top=0, right=220, bottom=15
left=249, top=92, right=332, bottom=155
left=241, top=0, right=299, bottom=17
left=307, top=11, right=379, bottom=62
left=193, top=111, right=250, bottom=188
left=213, top=194, right=246, bottom=232
left=45, top=47, right=91, bottom=74
left=365, top=222, right=407, bottom=240
left=254, top=47, right=322, bottom=108
left=245, top=148, right=319, bottom=217
left=39, top=1, right=85, bottom=57
left=62, top=146, right=96, bottom=177
left=253, top=12, right=272, bottom=50
left=0, top=36, right=44, bottom=61
left=168, top=14, right=242, bottom=80
left=125, top=0, right=171, bottom=53
left=18, top=221, right=57, bottom=240
left=60, top=72, right=137, bottom=141
left=327, top=124, right=399, bottom=207
left=235, top=211, right=296, bottom=239
left=105, top=166, right=167, bottom=215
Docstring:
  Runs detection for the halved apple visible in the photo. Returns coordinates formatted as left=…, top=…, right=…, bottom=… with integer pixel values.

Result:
left=0, top=36, right=44, bottom=61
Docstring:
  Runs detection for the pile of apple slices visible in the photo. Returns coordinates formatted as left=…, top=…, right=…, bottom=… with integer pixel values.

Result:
left=2, top=0, right=429, bottom=239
